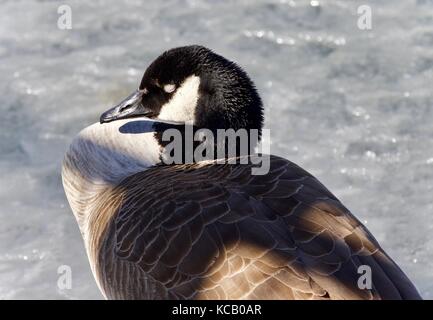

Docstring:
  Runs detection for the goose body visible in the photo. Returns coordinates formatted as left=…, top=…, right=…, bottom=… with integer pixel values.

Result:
left=62, top=46, right=421, bottom=300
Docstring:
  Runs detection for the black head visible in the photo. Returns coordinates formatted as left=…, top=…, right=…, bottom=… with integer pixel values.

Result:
left=100, top=45, right=264, bottom=137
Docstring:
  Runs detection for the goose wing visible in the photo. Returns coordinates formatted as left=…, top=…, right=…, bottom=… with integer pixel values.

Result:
left=96, top=155, right=421, bottom=300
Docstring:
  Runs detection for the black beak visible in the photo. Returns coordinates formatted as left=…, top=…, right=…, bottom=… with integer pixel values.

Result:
left=99, top=90, right=154, bottom=124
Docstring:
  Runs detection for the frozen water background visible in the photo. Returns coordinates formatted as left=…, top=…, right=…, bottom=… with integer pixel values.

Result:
left=0, top=0, right=432, bottom=299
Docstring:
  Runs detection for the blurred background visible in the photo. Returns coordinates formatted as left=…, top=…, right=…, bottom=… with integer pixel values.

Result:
left=0, top=0, right=432, bottom=299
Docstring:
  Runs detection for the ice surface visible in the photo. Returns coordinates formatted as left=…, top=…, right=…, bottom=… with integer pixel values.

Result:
left=0, top=0, right=432, bottom=299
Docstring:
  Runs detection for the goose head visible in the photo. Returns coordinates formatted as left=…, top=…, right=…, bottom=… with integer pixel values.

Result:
left=100, top=45, right=264, bottom=137
left=64, top=47, right=269, bottom=235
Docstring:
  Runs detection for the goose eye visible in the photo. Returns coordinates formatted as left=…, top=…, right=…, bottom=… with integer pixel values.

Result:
left=163, top=84, right=176, bottom=93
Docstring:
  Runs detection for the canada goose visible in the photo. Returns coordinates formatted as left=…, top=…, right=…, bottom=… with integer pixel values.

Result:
left=62, top=45, right=421, bottom=300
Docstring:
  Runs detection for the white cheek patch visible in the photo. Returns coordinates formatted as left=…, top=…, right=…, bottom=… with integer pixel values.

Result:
left=157, top=75, right=200, bottom=124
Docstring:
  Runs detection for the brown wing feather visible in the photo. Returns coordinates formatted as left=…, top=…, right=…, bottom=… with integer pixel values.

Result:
left=96, top=155, right=421, bottom=300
